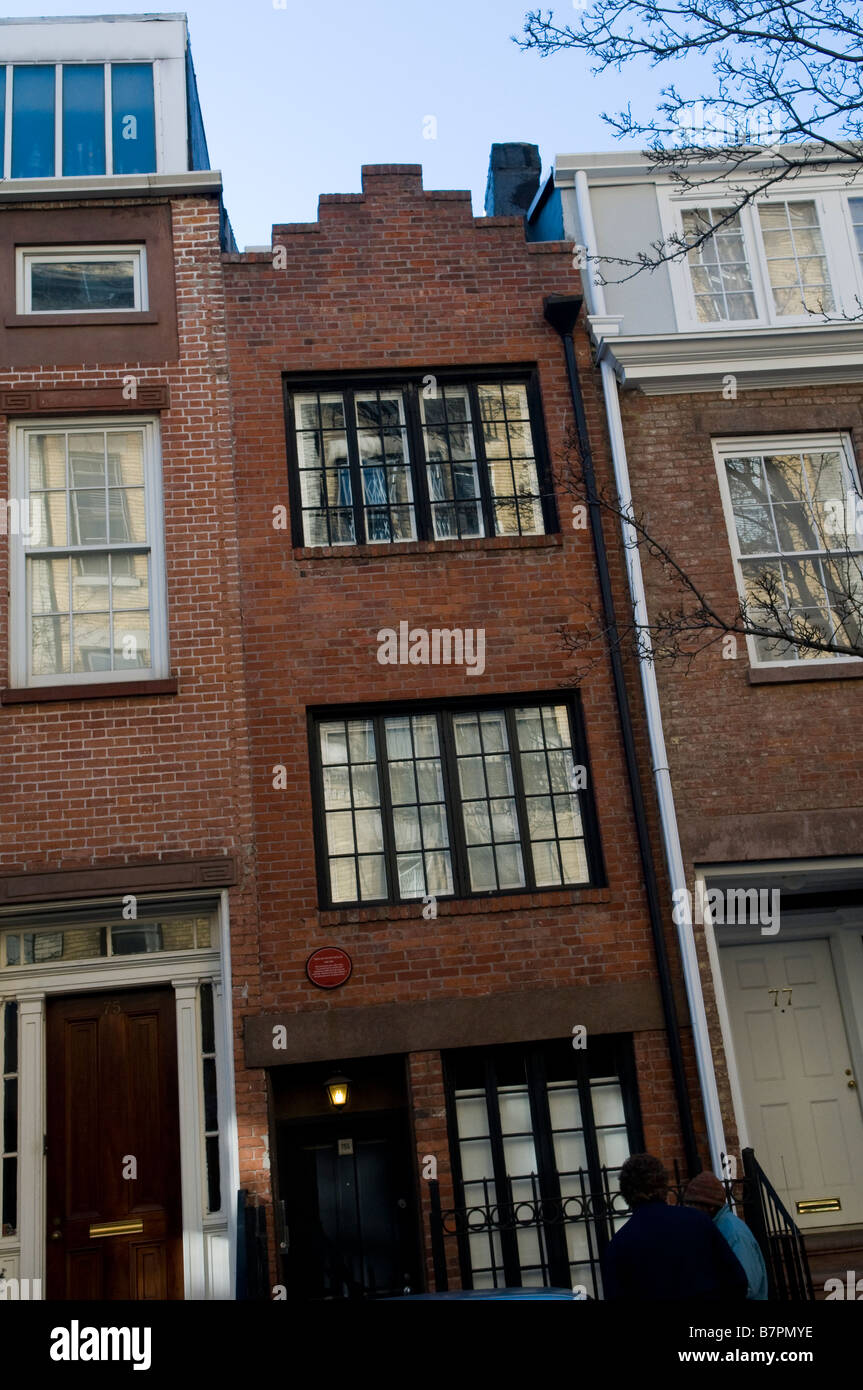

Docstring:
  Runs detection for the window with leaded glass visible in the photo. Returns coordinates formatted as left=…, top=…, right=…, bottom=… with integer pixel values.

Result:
left=715, top=434, right=863, bottom=664
left=286, top=372, right=555, bottom=548
left=311, top=697, right=600, bottom=908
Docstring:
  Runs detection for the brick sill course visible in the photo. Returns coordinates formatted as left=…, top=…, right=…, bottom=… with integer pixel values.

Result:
left=316, top=885, right=612, bottom=928
left=1, top=676, right=178, bottom=705
left=294, top=533, right=563, bottom=562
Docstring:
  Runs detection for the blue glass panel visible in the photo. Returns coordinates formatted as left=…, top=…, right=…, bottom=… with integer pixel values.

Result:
left=111, top=64, right=155, bottom=174
left=0, top=70, right=6, bottom=179
left=11, top=67, right=56, bottom=179
left=62, top=65, right=105, bottom=176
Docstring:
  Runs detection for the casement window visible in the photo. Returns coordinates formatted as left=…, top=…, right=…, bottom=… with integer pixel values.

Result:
left=680, top=198, right=835, bottom=325
left=443, top=1037, right=641, bottom=1293
left=714, top=433, right=863, bottom=665
left=9, top=417, right=168, bottom=688
left=16, top=244, right=148, bottom=314
left=285, top=372, right=555, bottom=547
left=0, top=63, right=156, bottom=179
left=310, top=696, right=601, bottom=908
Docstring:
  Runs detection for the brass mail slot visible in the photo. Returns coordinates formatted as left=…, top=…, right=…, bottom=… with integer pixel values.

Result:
left=796, top=1198, right=841, bottom=1215
left=88, top=1219, right=144, bottom=1239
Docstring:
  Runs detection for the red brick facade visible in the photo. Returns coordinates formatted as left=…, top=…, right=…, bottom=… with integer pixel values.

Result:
left=223, top=166, right=702, bottom=1287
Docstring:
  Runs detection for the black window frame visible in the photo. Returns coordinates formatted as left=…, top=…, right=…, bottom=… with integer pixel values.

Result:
left=283, top=365, right=559, bottom=549
left=442, top=1035, right=644, bottom=1291
left=308, top=690, right=606, bottom=911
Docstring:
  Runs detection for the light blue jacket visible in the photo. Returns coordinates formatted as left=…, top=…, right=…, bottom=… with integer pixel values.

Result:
left=715, top=1205, right=769, bottom=1300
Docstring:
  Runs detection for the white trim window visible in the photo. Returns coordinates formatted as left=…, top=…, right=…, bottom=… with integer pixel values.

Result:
left=714, top=433, right=863, bottom=666
left=9, top=417, right=169, bottom=687
left=677, top=196, right=838, bottom=327
left=682, top=206, right=758, bottom=324
left=16, top=244, right=148, bottom=314
left=847, top=196, right=863, bottom=276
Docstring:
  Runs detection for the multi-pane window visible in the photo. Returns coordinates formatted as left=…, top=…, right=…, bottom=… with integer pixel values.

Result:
left=681, top=197, right=835, bottom=323
left=716, top=434, right=863, bottom=663
left=200, top=983, right=221, bottom=1215
left=757, top=201, right=834, bottom=316
left=287, top=374, right=554, bottom=547
left=17, top=245, right=147, bottom=314
left=0, top=906, right=214, bottom=969
left=682, top=207, right=757, bottom=322
left=1, top=1002, right=18, bottom=1238
left=311, top=698, right=598, bottom=907
left=445, top=1039, right=640, bottom=1294
left=10, top=418, right=167, bottom=687
left=4, top=63, right=157, bottom=179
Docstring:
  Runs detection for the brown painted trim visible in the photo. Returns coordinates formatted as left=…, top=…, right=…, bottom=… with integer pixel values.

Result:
left=0, top=856, right=237, bottom=906
left=244, top=980, right=665, bottom=1067
left=696, top=406, right=863, bottom=436
left=748, top=662, right=863, bottom=685
left=0, top=384, right=170, bottom=414
left=5, top=312, right=159, bottom=329
left=1, top=677, right=178, bottom=704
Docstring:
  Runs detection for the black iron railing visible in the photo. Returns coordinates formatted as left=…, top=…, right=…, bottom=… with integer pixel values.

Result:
left=740, top=1147, right=814, bottom=1301
left=428, top=1153, right=814, bottom=1300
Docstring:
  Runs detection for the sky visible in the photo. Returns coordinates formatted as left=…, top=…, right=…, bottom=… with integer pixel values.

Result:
left=2, top=0, right=698, bottom=247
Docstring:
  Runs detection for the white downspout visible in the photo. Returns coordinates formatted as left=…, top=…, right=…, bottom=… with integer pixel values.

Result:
left=574, top=170, right=728, bottom=1174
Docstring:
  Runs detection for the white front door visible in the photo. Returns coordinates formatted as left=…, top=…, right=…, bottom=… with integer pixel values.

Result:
left=721, top=938, right=863, bottom=1229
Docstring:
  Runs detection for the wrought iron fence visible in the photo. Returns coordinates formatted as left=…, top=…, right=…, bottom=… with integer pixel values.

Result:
left=428, top=1151, right=813, bottom=1300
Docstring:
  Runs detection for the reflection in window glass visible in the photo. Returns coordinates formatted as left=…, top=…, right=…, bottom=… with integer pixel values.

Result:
left=12, top=66, right=55, bottom=179
left=682, top=207, right=757, bottom=322
left=723, top=442, right=863, bottom=662
left=111, top=64, right=157, bottom=175
left=62, top=65, right=106, bottom=177
left=758, top=201, right=834, bottom=316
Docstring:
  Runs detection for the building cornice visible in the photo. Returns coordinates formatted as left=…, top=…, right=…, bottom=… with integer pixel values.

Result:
left=591, top=320, right=863, bottom=394
left=0, top=171, right=223, bottom=203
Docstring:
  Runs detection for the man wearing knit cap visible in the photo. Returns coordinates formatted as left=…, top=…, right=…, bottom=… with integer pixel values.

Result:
left=601, top=1154, right=749, bottom=1300
left=684, top=1171, right=769, bottom=1300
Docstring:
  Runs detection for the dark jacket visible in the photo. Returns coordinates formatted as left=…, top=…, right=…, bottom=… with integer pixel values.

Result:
left=601, top=1200, right=750, bottom=1301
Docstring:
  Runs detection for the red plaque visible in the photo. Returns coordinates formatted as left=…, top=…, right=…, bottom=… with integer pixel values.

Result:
left=306, top=947, right=352, bottom=989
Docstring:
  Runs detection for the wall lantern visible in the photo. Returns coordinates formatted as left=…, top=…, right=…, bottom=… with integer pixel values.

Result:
left=325, top=1073, right=351, bottom=1109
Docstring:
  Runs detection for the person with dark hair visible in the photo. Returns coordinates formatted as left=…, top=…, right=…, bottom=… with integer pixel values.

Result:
left=683, top=1171, right=769, bottom=1300
left=601, top=1154, right=749, bottom=1301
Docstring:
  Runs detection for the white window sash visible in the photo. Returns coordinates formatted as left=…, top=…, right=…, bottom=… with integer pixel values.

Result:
left=9, top=415, right=169, bottom=688
left=16, top=244, right=148, bottom=314
left=713, top=431, right=863, bottom=668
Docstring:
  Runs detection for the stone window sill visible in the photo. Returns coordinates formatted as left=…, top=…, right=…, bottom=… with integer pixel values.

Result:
left=1, top=677, right=178, bottom=705
left=748, top=662, right=863, bottom=685
left=4, top=311, right=159, bottom=328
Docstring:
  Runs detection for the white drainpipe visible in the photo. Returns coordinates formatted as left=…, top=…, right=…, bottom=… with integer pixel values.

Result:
left=574, top=170, right=728, bottom=1174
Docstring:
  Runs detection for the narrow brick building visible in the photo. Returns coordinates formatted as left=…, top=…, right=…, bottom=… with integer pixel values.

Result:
left=224, top=163, right=706, bottom=1297
left=0, top=15, right=254, bottom=1300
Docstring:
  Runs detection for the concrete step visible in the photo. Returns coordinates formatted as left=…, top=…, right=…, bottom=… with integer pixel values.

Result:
left=803, top=1226, right=863, bottom=1300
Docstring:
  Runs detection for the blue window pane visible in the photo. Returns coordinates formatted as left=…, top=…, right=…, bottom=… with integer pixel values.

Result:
left=111, top=64, right=156, bottom=175
left=62, top=66, right=105, bottom=176
left=12, top=67, right=56, bottom=179
left=0, top=70, right=6, bottom=178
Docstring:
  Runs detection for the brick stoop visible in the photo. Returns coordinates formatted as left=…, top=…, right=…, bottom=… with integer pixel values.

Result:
left=804, top=1226, right=863, bottom=1299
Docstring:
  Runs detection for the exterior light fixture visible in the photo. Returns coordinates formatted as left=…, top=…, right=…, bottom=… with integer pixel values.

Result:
left=325, top=1073, right=350, bottom=1108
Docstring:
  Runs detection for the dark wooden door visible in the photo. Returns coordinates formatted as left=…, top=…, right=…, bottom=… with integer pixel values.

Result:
left=46, top=988, right=184, bottom=1300
left=280, top=1112, right=421, bottom=1299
